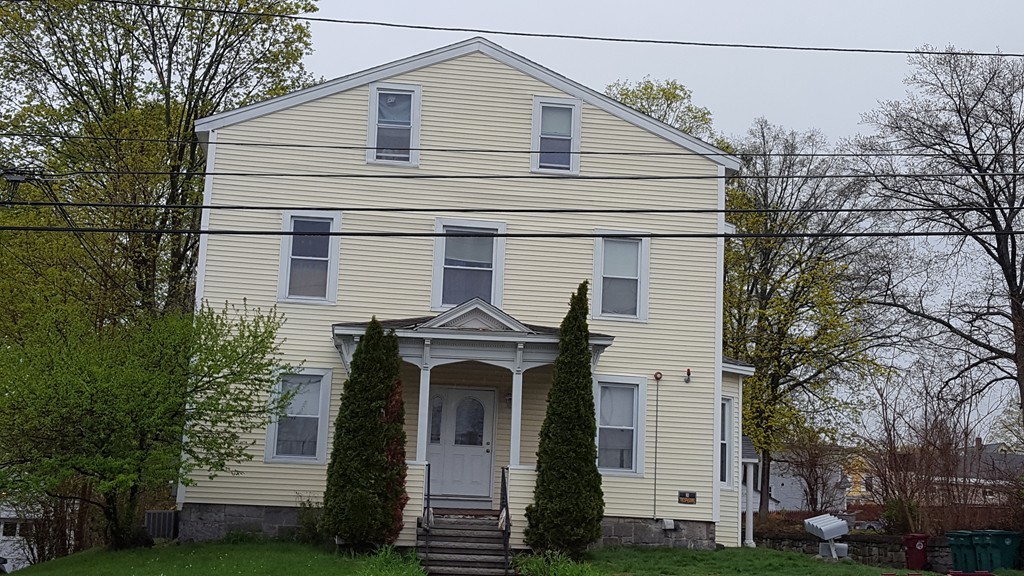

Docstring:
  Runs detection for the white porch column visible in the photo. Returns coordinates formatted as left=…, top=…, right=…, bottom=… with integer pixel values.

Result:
left=743, top=461, right=756, bottom=547
left=416, top=339, right=432, bottom=463
left=510, top=343, right=524, bottom=467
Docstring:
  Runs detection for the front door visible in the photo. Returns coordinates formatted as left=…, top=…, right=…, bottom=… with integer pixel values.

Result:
left=427, top=387, right=495, bottom=499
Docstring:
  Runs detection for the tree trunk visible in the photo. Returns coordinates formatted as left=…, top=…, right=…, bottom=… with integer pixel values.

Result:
left=758, top=450, right=772, bottom=517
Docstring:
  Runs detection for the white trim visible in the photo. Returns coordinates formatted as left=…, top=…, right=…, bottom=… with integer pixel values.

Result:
left=420, top=298, right=530, bottom=332
left=719, top=397, right=735, bottom=488
left=366, top=82, right=422, bottom=167
left=193, top=38, right=739, bottom=171
left=593, top=373, right=647, bottom=477
left=592, top=230, right=650, bottom=322
left=265, top=368, right=333, bottom=465
left=276, top=210, right=342, bottom=304
left=713, top=165, right=726, bottom=522
left=723, top=361, right=755, bottom=376
left=531, top=96, right=582, bottom=174
left=179, top=129, right=219, bottom=510
left=431, top=217, right=507, bottom=311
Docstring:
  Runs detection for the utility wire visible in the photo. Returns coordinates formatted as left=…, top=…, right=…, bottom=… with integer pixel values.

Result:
left=0, top=131, right=1000, bottom=160
left=0, top=226, right=1016, bottom=239
left=61, top=0, right=1024, bottom=58
left=0, top=199, right=1015, bottom=216
left=12, top=169, right=1024, bottom=181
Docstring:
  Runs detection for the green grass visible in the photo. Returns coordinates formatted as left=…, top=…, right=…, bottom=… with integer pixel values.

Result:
left=586, top=547, right=940, bottom=576
left=19, top=541, right=367, bottom=576
left=17, top=541, right=1024, bottom=576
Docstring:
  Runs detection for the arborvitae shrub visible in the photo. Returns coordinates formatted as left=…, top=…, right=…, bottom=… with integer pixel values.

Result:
left=321, top=317, right=407, bottom=549
left=525, top=281, right=604, bottom=557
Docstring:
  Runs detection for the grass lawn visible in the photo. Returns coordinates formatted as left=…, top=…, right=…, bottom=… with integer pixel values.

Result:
left=18, top=541, right=366, bottom=576
left=16, top=541, right=1024, bottom=576
left=588, top=547, right=941, bottom=576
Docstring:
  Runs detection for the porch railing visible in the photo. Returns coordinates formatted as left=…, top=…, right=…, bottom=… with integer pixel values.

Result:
left=499, top=466, right=511, bottom=576
left=422, top=462, right=433, bottom=558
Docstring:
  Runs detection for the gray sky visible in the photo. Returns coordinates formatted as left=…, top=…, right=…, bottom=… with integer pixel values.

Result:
left=304, top=0, right=1024, bottom=144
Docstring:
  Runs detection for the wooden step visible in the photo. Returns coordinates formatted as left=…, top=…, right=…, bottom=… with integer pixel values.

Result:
left=417, top=552, right=507, bottom=565
left=421, top=566, right=510, bottom=576
left=418, top=540, right=505, bottom=553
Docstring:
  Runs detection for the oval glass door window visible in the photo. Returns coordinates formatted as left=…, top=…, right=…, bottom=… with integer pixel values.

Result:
left=454, top=397, right=485, bottom=445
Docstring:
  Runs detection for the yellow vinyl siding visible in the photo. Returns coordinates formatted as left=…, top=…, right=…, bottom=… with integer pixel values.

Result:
left=717, top=373, right=744, bottom=546
left=188, top=49, right=724, bottom=538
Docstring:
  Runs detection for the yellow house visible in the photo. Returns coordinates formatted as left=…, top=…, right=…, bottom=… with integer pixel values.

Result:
left=178, top=37, right=754, bottom=555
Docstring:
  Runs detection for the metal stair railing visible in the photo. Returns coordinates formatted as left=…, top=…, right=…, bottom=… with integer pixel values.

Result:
left=499, top=466, right=511, bottom=576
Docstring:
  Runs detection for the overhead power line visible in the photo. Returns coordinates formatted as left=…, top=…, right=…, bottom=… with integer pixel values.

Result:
left=0, top=199, right=1017, bottom=216
left=14, top=169, right=1024, bottom=181
left=71, top=0, right=1024, bottom=58
left=1, top=131, right=1010, bottom=160
left=0, top=225, right=1018, bottom=240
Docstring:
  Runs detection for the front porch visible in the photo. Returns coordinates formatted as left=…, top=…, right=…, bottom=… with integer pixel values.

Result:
left=332, top=299, right=612, bottom=547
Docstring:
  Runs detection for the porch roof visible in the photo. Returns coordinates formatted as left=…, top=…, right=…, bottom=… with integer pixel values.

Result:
left=331, top=299, right=614, bottom=373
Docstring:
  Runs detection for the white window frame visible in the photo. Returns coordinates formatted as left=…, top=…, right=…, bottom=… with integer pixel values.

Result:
left=531, top=96, right=582, bottom=174
left=367, top=82, right=422, bottom=167
left=431, top=217, right=506, bottom=311
left=266, top=368, right=332, bottom=464
left=277, top=210, right=341, bottom=304
left=594, top=374, right=646, bottom=477
left=593, top=231, right=651, bottom=322
left=720, top=397, right=734, bottom=487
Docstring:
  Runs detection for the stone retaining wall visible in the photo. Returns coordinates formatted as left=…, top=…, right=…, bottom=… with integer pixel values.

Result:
left=758, top=531, right=952, bottom=573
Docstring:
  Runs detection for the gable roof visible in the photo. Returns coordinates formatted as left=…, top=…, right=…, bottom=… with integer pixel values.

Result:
left=332, top=297, right=613, bottom=344
left=194, top=37, right=739, bottom=171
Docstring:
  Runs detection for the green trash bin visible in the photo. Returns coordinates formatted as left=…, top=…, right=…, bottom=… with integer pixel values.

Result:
left=946, top=531, right=977, bottom=572
left=987, top=530, right=1022, bottom=570
left=974, top=530, right=997, bottom=571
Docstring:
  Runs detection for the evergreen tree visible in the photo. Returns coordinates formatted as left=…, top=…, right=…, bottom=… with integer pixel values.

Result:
left=525, top=281, right=604, bottom=557
left=322, top=317, right=407, bottom=548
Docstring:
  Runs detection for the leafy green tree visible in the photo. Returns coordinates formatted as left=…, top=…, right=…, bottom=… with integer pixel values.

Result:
left=0, top=301, right=292, bottom=549
left=322, top=318, right=407, bottom=549
left=0, top=0, right=317, bottom=314
left=605, top=76, right=729, bottom=148
left=725, top=119, right=882, bottom=515
left=525, top=281, right=604, bottom=557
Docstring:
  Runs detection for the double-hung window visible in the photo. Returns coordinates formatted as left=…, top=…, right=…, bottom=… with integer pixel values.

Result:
left=431, top=218, right=506, bottom=309
left=594, top=233, right=650, bottom=321
left=720, top=398, right=734, bottom=485
left=278, top=211, right=341, bottom=303
left=595, top=375, right=645, bottom=474
left=531, top=96, right=582, bottom=174
left=267, top=369, right=332, bottom=463
left=367, top=83, right=421, bottom=166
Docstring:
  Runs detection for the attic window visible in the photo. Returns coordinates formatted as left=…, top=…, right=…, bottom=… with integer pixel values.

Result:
left=368, top=83, right=421, bottom=166
left=531, top=96, right=581, bottom=174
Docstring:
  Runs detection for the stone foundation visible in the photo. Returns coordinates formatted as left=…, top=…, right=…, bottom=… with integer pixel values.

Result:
left=179, top=503, right=301, bottom=542
left=599, top=517, right=716, bottom=549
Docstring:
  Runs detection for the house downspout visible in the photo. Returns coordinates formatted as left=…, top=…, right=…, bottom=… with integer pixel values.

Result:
left=652, top=371, right=662, bottom=519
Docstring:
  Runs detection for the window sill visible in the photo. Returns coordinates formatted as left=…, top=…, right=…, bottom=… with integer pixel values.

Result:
left=593, top=313, right=648, bottom=324
left=530, top=166, right=579, bottom=176
left=367, top=158, right=419, bottom=169
left=598, top=468, right=644, bottom=479
left=277, top=296, right=337, bottom=306
left=265, top=455, right=325, bottom=465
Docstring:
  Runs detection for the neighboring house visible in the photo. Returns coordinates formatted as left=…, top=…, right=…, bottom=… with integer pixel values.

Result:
left=178, top=37, right=753, bottom=549
left=0, top=508, right=32, bottom=572
left=743, top=452, right=849, bottom=513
